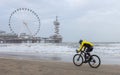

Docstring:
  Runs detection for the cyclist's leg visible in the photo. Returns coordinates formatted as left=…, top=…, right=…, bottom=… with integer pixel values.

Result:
left=83, top=47, right=88, bottom=63
left=85, top=47, right=93, bottom=61
left=87, top=47, right=94, bottom=61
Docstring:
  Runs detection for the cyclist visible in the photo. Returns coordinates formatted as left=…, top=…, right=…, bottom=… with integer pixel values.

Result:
left=76, top=40, right=94, bottom=63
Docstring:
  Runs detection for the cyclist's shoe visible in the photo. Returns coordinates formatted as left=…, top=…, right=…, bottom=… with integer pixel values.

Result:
left=76, top=50, right=79, bottom=53
left=88, top=57, right=92, bottom=61
left=83, top=61, right=87, bottom=63
left=86, top=56, right=89, bottom=59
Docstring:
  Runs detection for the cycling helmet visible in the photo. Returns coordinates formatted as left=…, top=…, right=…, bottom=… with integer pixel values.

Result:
left=79, top=40, right=83, bottom=44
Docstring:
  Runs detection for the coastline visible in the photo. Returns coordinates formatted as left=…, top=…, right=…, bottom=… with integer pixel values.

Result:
left=0, top=52, right=120, bottom=65
left=0, top=57, right=120, bottom=75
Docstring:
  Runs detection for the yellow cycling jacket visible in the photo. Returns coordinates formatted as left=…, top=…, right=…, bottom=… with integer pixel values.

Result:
left=78, top=40, right=94, bottom=52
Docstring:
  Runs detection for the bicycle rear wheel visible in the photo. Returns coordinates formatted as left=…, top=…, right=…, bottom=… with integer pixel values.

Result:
left=88, top=55, right=101, bottom=68
left=73, top=54, right=83, bottom=66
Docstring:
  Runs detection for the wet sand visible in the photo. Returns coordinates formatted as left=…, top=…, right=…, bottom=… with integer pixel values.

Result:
left=0, top=58, right=120, bottom=75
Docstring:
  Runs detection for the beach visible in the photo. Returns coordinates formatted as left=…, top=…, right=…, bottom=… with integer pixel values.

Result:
left=0, top=43, right=120, bottom=75
left=0, top=58, right=120, bottom=75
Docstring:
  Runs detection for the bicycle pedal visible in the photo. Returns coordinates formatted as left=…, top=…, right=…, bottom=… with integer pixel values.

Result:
left=83, top=61, right=87, bottom=63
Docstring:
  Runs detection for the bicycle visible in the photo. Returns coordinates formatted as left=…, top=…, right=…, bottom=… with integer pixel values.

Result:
left=73, top=50, right=101, bottom=68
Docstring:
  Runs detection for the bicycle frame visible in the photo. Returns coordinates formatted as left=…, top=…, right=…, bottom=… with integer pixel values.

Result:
left=80, top=51, right=91, bottom=63
left=73, top=50, right=101, bottom=68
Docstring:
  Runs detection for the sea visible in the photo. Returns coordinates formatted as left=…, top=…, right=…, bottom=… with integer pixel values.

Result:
left=0, top=42, right=120, bottom=65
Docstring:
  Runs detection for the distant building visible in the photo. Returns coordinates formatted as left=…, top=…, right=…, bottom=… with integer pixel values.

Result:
left=0, top=31, right=41, bottom=43
left=0, top=31, right=18, bottom=43
left=42, top=16, right=62, bottom=43
left=0, top=17, right=62, bottom=43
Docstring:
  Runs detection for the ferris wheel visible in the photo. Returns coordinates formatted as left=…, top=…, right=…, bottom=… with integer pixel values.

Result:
left=8, top=8, right=40, bottom=37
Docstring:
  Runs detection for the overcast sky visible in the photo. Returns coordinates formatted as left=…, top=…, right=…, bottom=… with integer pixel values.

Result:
left=0, top=0, right=120, bottom=42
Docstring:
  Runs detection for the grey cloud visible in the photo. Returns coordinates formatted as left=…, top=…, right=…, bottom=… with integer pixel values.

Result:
left=1, top=0, right=120, bottom=42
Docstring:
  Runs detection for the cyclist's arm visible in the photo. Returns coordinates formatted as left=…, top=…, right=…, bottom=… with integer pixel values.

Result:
left=77, top=44, right=84, bottom=52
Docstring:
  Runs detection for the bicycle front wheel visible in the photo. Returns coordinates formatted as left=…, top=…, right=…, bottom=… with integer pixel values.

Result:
left=73, top=54, right=83, bottom=66
left=88, top=55, right=101, bottom=68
